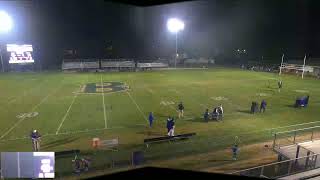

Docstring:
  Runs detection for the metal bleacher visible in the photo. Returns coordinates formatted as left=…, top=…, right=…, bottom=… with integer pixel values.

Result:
left=62, top=59, right=169, bottom=71
left=101, top=61, right=135, bottom=68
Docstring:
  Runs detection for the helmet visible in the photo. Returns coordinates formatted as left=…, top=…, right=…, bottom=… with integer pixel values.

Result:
left=33, top=130, right=37, bottom=133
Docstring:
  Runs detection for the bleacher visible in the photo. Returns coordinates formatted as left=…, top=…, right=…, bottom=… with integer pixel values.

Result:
left=62, top=58, right=169, bottom=71
left=62, top=62, right=82, bottom=70
left=137, top=63, right=168, bottom=68
left=101, top=61, right=135, bottom=69
left=82, top=62, right=99, bottom=69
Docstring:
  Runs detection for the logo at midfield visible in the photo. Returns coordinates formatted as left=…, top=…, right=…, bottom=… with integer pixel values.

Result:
left=80, top=82, right=129, bottom=94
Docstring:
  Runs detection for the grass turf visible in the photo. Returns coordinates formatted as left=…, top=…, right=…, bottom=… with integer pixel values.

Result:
left=0, top=68, right=319, bottom=177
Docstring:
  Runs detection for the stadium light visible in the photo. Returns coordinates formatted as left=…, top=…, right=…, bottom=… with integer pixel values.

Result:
left=167, top=18, right=184, bottom=68
left=0, top=11, right=13, bottom=72
left=0, top=11, right=13, bottom=33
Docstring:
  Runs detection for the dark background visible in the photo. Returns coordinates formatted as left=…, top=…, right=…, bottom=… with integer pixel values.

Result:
left=0, top=0, right=319, bottom=68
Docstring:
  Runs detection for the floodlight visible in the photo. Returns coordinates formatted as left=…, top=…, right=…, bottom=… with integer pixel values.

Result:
left=0, top=11, right=13, bottom=33
left=167, top=18, right=184, bottom=33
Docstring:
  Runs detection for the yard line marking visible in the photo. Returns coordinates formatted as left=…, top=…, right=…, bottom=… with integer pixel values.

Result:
left=0, top=81, right=64, bottom=140
left=55, top=93, right=78, bottom=134
left=146, top=87, right=154, bottom=94
left=101, top=75, right=108, bottom=129
left=126, top=91, right=148, bottom=122
left=200, top=103, right=208, bottom=108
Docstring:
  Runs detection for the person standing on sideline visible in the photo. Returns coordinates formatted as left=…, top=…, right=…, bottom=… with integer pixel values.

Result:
left=167, top=117, right=175, bottom=136
left=178, top=102, right=184, bottom=119
left=30, top=130, right=41, bottom=151
left=218, top=104, right=224, bottom=121
left=148, top=112, right=154, bottom=127
left=260, top=100, right=267, bottom=113
left=232, top=144, right=239, bottom=160
left=278, top=80, right=283, bottom=92
left=204, top=109, right=209, bottom=122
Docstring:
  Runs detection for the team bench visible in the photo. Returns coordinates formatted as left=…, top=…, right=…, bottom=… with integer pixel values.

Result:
left=144, top=133, right=196, bottom=148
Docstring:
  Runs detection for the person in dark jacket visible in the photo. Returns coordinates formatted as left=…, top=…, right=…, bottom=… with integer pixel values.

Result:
left=232, top=144, right=239, bottom=160
left=148, top=112, right=154, bottom=127
left=260, top=100, right=267, bottom=113
left=178, top=102, right=184, bottom=119
left=212, top=108, right=219, bottom=121
left=166, top=117, right=175, bottom=136
left=204, top=109, right=209, bottom=122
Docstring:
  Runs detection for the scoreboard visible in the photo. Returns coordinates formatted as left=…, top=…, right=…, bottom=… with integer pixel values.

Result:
left=6, top=44, right=34, bottom=64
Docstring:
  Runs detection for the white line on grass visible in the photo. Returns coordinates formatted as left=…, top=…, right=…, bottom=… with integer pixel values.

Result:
left=101, top=75, right=108, bottom=129
left=146, top=87, right=154, bottom=94
left=55, top=94, right=78, bottom=134
left=126, top=91, right=148, bottom=122
left=0, top=82, right=62, bottom=140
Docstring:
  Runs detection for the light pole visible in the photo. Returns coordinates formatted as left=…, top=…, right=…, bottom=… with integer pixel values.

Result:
left=167, top=18, right=184, bottom=68
left=0, top=10, right=13, bottom=73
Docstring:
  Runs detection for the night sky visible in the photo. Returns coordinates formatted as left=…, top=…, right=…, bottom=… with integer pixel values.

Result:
left=0, top=0, right=319, bottom=67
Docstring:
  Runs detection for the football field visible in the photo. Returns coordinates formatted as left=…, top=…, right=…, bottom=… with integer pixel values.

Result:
left=0, top=68, right=320, bottom=176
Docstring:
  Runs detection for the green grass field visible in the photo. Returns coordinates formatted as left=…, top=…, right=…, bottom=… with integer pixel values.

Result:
left=0, top=68, right=319, bottom=178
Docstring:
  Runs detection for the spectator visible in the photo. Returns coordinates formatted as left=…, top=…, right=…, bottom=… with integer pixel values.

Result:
left=232, top=144, right=239, bottom=160
left=178, top=102, right=184, bottom=119
left=204, top=109, right=209, bottom=122
left=260, top=100, right=267, bottom=113
left=148, top=112, right=154, bottom=127
left=218, top=104, right=224, bottom=120
left=167, top=117, right=175, bottom=136
left=251, top=102, right=255, bottom=114
left=212, top=108, right=219, bottom=121
left=305, top=95, right=310, bottom=107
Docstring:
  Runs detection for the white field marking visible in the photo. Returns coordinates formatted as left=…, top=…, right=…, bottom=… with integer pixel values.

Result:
left=126, top=91, right=148, bottom=123
left=294, top=90, right=309, bottom=93
left=146, top=87, right=154, bottom=94
left=101, top=75, right=108, bottom=129
left=167, top=103, right=179, bottom=113
left=144, top=86, right=194, bottom=119
left=210, top=96, right=229, bottom=101
left=160, top=101, right=175, bottom=106
left=16, top=112, right=39, bottom=119
left=55, top=93, right=78, bottom=134
left=200, top=103, right=208, bottom=108
left=267, top=77, right=278, bottom=80
left=256, top=93, right=270, bottom=97
left=0, top=83, right=63, bottom=140
left=8, top=98, right=17, bottom=104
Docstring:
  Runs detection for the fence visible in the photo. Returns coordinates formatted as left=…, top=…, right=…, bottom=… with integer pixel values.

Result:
left=273, top=126, right=320, bottom=150
left=51, top=127, right=278, bottom=178
left=231, top=153, right=320, bottom=179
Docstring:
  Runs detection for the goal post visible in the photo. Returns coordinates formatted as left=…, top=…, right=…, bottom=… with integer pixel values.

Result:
left=279, top=54, right=307, bottom=79
left=279, top=54, right=284, bottom=75
left=302, top=54, right=306, bottom=79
